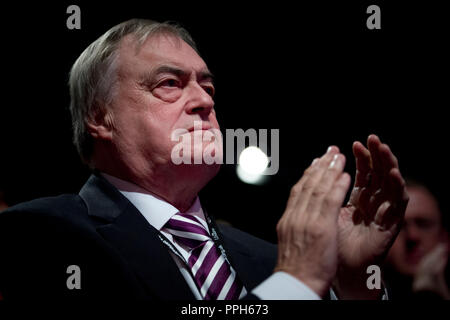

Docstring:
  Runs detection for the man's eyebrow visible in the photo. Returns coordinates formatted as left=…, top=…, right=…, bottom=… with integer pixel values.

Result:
left=154, top=65, right=188, bottom=77
left=139, top=65, right=214, bottom=83
left=198, top=70, right=215, bottom=82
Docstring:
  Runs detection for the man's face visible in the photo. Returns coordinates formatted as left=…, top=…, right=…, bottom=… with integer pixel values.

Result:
left=108, top=33, right=221, bottom=181
left=387, top=186, right=444, bottom=276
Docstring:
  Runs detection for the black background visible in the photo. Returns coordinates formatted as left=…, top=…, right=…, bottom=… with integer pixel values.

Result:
left=0, top=1, right=448, bottom=243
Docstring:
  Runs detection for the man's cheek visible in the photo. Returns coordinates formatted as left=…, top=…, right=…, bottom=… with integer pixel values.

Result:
left=152, top=89, right=182, bottom=103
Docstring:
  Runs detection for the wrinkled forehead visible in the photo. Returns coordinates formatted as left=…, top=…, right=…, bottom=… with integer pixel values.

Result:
left=117, top=33, right=208, bottom=76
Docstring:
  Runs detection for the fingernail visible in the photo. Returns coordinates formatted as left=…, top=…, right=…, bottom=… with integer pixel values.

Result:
left=327, top=146, right=333, bottom=154
left=329, top=154, right=339, bottom=168
left=312, top=158, right=319, bottom=166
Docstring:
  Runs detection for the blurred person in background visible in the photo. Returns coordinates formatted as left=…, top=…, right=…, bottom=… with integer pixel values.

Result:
left=385, top=180, right=449, bottom=299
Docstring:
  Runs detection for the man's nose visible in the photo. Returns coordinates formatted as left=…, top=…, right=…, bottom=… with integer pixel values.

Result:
left=404, top=225, right=422, bottom=247
left=185, top=82, right=214, bottom=117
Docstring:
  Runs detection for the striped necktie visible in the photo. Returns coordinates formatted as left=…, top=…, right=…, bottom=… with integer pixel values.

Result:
left=164, top=212, right=246, bottom=300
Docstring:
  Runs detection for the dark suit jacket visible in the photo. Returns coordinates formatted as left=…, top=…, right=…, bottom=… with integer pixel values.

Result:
left=0, top=173, right=277, bottom=300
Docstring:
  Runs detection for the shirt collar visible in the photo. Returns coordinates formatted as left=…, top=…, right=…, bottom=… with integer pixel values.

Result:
left=101, top=172, right=206, bottom=231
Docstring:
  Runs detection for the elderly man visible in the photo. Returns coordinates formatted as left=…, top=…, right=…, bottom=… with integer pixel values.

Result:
left=0, top=19, right=408, bottom=300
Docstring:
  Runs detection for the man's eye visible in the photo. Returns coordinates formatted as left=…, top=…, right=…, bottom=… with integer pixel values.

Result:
left=416, top=218, right=434, bottom=230
left=203, top=86, right=215, bottom=97
left=159, top=79, right=180, bottom=87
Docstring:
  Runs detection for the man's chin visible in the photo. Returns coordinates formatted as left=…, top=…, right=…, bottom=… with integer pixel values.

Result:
left=173, top=161, right=221, bottom=179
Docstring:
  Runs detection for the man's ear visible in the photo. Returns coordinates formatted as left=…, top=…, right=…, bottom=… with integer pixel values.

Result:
left=85, top=104, right=114, bottom=140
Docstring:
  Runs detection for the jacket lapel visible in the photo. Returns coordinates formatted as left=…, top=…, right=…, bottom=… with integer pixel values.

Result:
left=79, top=174, right=195, bottom=300
left=217, top=228, right=274, bottom=291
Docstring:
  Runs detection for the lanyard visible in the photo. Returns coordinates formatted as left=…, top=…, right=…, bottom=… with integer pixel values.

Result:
left=156, top=211, right=232, bottom=267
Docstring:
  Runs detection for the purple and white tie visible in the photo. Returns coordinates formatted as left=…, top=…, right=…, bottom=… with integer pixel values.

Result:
left=164, top=212, right=246, bottom=300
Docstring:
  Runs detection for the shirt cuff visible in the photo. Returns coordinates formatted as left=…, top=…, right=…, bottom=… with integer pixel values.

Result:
left=251, top=272, right=321, bottom=300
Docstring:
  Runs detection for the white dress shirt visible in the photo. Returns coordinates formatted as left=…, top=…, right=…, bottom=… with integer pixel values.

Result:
left=102, top=172, right=320, bottom=300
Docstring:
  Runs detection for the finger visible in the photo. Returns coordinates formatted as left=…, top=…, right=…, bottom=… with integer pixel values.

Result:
left=281, top=147, right=339, bottom=237
left=284, top=146, right=339, bottom=216
left=383, top=168, right=408, bottom=223
left=367, top=134, right=384, bottom=190
left=352, top=141, right=372, bottom=188
left=305, top=153, right=347, bottom=218
left=369, top=168, right=403, bottom=225
left=368, top=141, right=405, bottom=225
left=291, top=146, right=340, bottom=214
left=284, top=157, right=320, bottom=212
left=384, top=168, right=406, bottom=202
left=347, top=184, right=372, bottom=224
left=321, top=172, right=352, bottom=220
left=379, top=143, right=399, bottom=172
left=374, top=168, right=408, bottom=228
left=367, top=188, right=384, bottom=223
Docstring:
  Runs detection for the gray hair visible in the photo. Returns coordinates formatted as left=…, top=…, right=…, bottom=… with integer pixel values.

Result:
left=68, top=19, right=198, bottom=164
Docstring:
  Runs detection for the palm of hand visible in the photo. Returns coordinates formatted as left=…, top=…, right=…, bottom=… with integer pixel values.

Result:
left=337, top=136, right=409, bottom=271
left=338, top=197, right=399, bottom=269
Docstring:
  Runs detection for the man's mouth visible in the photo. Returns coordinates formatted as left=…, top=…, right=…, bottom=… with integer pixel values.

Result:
left=187, top=123, right=212, bottom=132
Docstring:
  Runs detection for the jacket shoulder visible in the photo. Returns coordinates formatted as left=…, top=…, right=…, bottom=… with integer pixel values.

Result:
left=0, top=194, right=134, bottom=299
left=1, top=194, right=85, bottom=218
left=0, top=194, right=91, bottom=229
